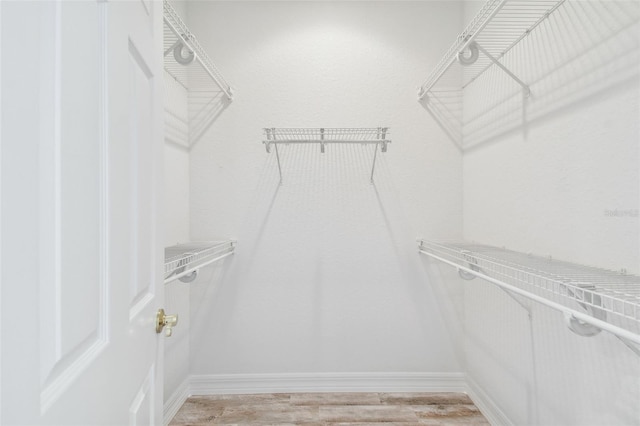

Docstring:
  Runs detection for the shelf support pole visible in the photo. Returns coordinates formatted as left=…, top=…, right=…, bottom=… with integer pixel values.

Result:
left=274, top=143, right=283, bottom=185
left=370, top=142, right=379, bottom=184
left=268, top=127, right=283, bottom=184
left=476, top=43, right=531, bottom=97
left=381, top=127, right=388, bottom=152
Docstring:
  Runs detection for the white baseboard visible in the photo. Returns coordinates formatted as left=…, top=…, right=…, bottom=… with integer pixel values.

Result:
left=466, top=374, right=512, bottom=426
left=188, top=372, right=466, bottom=395
left=163, top=377, right=190, bottom=426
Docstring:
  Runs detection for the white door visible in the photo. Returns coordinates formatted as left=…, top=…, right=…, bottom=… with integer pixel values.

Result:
left=1, top=0, right=165, bottom=424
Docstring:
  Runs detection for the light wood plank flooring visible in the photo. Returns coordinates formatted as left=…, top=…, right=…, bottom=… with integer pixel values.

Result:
left=169, top=392, right=490, bottom=425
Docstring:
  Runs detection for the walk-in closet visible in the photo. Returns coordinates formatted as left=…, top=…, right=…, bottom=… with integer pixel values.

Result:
left=1, top=0, right=638, bottom=424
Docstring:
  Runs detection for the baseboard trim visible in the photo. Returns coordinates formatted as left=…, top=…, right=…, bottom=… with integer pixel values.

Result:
left=466, top=374, right=512, bottom=426
left=163, top=377, right=190, bottom=426
left=188, top=372, right=466, bottom=395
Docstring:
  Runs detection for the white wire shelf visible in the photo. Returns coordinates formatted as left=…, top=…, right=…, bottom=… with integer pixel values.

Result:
left=163, top=0, right=233, bottom=99
left=418, top=240, right=640, bottom=346
left=263, top=128, right=391, bottom=184
left=164, top=240, right=235, bottom=284
left=418, top=0, right=565, bottom=100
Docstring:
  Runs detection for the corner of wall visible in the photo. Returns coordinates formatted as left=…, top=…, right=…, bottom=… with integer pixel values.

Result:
left=163, top=376, right=190, bottom=426
left=466, top=374, right=513, bottom=426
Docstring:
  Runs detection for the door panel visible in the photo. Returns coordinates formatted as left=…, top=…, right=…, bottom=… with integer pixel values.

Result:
left=128, top=39, right=156, bottom=318
left=59, top=0, right=102, bottom=357
left=39, top=2, right=107, bottom=411
left=130, top=365, right=156, bottom=426
left=1, top=0, right=164, bottom=423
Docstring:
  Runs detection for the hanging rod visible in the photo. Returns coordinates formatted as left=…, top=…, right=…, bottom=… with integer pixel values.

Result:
left=418, top=240, right=640, bottom=346
left=417, top=0, right=566, bottom=100
left=263, top=128, right=391, bottom=184
left=163, top=0, right=233, bottom=99
left=164, top=240, right=236, bottom=284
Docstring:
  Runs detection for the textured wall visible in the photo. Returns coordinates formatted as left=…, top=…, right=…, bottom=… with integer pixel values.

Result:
left=458, top=0, right=640, bottom=423
left=163, top=0, right=191, bottom=407
left=163, top=0, right=190, bottom=248
left=163, top=142, right=190, bottom=247
left=186, top=1, right=465, bottom=377
left=163, top=73, right=191, bottom=405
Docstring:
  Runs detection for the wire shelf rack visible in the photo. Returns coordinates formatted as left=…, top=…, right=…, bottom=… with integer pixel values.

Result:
left=163, top=0, right=233, bottom=99
left=418, top=240, right=640, bottom=345
left=263, top=128, right=391, bottom=184
left=164, top=240, right=235, bottom=284
left=264, top=128, right=390, bottom=144
left=418, top=0, right=565, bottom=100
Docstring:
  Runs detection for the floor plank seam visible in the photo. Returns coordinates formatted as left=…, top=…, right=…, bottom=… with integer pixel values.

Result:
left=169, top=392, right=490, bottom=425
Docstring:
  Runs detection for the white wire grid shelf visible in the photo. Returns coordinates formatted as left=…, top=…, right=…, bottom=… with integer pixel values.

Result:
left=263, top=128, right=391, bottom=184
left=418, top=240, right=640, bottom=345
left=418, top=0, right=565, bottom=100
left=164, top=240, right=235, bottom=284
left=163, top=0, right=233, bottom=99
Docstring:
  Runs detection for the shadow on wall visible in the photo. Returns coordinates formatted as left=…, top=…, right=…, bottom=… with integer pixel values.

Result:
left=420, top=89, right=464, bottom=151
left=187, top=143, right=460, bottom=370
left=445, top=260, right=539, bottom=424
left=423, top=0, right=640, bottom=151
left=189, top=257, right=235, bottom=348
left=237, top=142, right=390, bottom=269
left=417, top=259, right=467, bottom=367
left=418, top=256, right=540, bottom=416
left=163, top=67, right=231, bottom=151
left=163, top=9, right=233, bottom=151
left=235, top=140, right=425, bottom=291
left=188, top=88, right=231, bottom=149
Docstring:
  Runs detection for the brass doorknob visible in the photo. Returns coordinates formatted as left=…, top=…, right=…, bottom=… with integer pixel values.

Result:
left=156, top=308, right=178, bottom=336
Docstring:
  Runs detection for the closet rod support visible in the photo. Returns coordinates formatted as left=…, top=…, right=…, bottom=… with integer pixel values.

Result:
left=475, top=43, right=531, bottom=97
left=274, top=143, right=283, bottom=185
left=417, top=0, right=510, bottom=100
left=370, top=142, right=379, bottom=184
left=418, top=243, right=640, bottom=346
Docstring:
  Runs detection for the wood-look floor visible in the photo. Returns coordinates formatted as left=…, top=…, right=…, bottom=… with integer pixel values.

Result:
left=169, top=392, right=490, bottom=425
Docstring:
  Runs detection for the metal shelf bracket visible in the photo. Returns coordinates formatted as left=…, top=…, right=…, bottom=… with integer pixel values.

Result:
left=263, top=128, right=391, bottom=185
left=471, top=43, right=530, bottom=97
left=417, top=0, right=566, bottom=101
left=163, top=0, right=234, bottom=100
left=418, top=240, right=640, bottom=347
left=164, top=240, right=236, bottom=284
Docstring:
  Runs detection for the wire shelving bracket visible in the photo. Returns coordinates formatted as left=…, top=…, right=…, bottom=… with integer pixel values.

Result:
left=163, top=0, right=233, bottom=99
left=263, top=127, right=391, bottom=184
left=164, top=240, right=236, bottom=284
left=417, top=0, right=567, bottom=100
left=418, top=240, right=640, bottom=348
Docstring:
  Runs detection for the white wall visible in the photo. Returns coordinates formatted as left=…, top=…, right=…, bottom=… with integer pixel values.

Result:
left=163, top=0, right=191, bottom=410
left=163, top=82, right=192, bottom=407
left=458, top=0, right=640, bottom=423
left=186, top=1, right=465, bottom=378
left=164, top=142, right=190, bottom=246
left=163, top=0, right=190, bottom=248
left=462, top=0, right=640, bottom=273
left=163, top=1, right=639, bottom=423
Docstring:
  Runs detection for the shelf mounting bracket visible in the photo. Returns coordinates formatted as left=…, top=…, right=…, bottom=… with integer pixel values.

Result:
left=262, top=128, right=390, bottom=185
left=474, top=43, right=531, bottom=97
